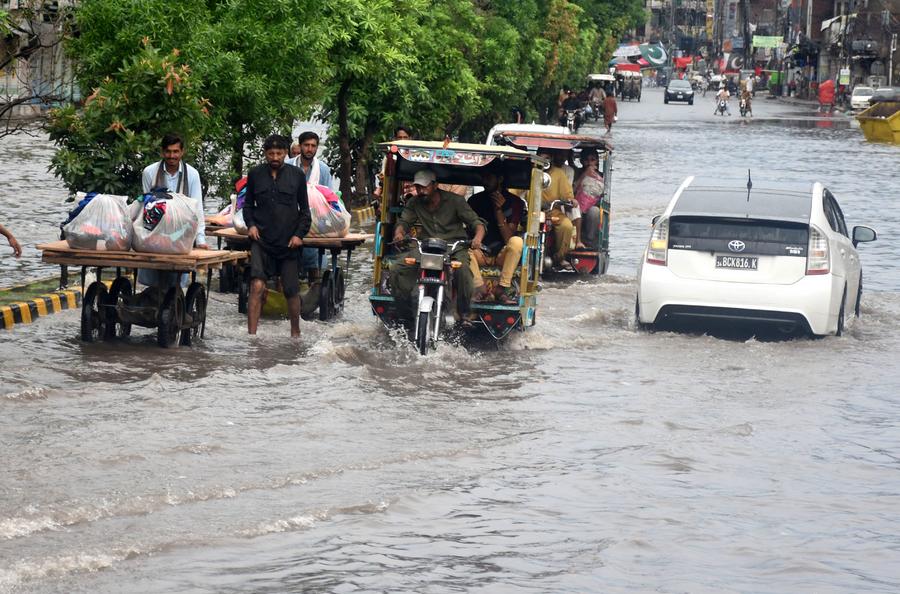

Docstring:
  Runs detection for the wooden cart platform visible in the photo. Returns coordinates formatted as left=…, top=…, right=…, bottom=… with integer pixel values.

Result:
left=210, top=228, right=371, bottom=321
left=38, top=240, right=248, bottom=271
left=37, top=241, right=249, bottom=347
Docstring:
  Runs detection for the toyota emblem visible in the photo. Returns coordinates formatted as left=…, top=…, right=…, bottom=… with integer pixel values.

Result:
left=728, top=240, right=746, bottom=252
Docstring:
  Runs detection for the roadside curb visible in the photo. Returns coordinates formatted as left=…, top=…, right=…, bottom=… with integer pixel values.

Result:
left=1, top=288, right=82, bottom=330
left=352, top=205, right=376, bottom=223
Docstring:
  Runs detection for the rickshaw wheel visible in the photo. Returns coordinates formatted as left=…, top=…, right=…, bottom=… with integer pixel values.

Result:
left=180, top=282, right=206, bottom=346
left=104, top=277, right=132, bottom=340
left=319, top=269, right=334, bottom=321
left=80, top=281, right=108, bottom=343
left=157, top=287, right=184, bottom=348
left=333, top=267, right=345, bottom=311
left=416, top=310, right=429, bottom=355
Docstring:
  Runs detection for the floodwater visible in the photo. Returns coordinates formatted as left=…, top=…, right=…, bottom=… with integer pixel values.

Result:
left=2, top=91, right=900, bottom=593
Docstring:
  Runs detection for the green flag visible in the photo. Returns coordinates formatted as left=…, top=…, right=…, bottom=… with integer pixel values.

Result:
left=639, top=43, right=668, bottom=68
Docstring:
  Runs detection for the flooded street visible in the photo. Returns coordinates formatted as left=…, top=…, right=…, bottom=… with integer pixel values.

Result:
left=2, top=90, right=900, bottom=593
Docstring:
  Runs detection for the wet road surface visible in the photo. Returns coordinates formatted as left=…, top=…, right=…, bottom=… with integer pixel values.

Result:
left=2, top=90, right=900, bottom=593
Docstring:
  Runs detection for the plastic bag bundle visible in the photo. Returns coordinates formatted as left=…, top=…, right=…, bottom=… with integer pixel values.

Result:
left=132, top=192, right=199, bottom=254
left=307, top=184, right=350, bottom=238
left=575, top=175, right=604, bottom=212
left=63, top=193, right=133, bottom=251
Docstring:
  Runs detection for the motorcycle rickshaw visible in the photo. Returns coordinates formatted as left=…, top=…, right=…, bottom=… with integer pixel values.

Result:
left=492, top=130, right=613, bottom=276
left=369, top=140, right=547, bottom=352
left=586, top=73, right=616, bottom=121
left=619, top=70, right=642, bottom=101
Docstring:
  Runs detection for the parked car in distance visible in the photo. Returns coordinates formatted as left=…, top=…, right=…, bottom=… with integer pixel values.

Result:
left=664, top=79, right=694, bottom=104
left=850, top=86, right=875, bottom=110
left=869, top=86, right=900, bottom=104
left=636, top=177, right=877, bottom=337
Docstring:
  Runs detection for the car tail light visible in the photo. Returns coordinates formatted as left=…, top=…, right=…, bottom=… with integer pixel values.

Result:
left=646, top=217, right=669, bottom=266
left=806, top=225, right=830, bottom=275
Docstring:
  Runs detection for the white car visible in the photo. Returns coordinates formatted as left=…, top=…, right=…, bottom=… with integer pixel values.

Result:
left=850, top=86, right=875, bottom=110
left=636, top=177, right=877, bottom=336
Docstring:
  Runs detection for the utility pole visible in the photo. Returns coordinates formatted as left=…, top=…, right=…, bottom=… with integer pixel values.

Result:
left=891, top=33, right=897, bottom=86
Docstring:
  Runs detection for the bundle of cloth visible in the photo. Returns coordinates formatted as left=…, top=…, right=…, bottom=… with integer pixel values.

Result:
left=132, top=192, right=199, bottom=254
left=307, top=184, right=350, bottom=238
left=62, top=193, right=134, bottom=251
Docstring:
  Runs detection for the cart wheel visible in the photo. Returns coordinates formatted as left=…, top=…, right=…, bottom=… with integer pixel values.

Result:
left=237, top=267, right=249, bottom=314
left=333, top=267, right=345, bottom=311
left=80, top=281, right=108, bottom=342
left=157, top=287, right=184, bottom=348
left=104, top=277, right=132, bottom=340
left=319, top=269, right=334, bottom=321
left=180, top=282, right=206, bottom=346
left=219, top=262, right=233, bottom=293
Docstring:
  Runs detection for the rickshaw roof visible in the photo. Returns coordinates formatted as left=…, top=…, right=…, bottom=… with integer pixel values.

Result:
left=492, top=131, right=613, bottom=153
left=587, top=73, right=615, bottom=81
left=380, top=140, right=547, bottom=189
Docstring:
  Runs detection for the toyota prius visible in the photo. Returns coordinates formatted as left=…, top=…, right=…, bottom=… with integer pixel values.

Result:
left=636, top=177, right=877, bottom=336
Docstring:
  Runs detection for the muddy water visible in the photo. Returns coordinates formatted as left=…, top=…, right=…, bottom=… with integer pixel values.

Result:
left=2, top=94, right=900, bottom=593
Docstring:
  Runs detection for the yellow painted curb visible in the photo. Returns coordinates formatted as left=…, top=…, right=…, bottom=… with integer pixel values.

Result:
left=0, top=289, right=82, bottom=331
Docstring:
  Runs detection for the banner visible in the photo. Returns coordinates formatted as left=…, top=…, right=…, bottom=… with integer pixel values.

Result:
left=753, top=35, right=782, bottom=48
left=613, top=44, right=642, bottom=58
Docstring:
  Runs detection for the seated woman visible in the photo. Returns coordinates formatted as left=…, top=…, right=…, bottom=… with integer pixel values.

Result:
left=573, top=148, right=604, bottom=250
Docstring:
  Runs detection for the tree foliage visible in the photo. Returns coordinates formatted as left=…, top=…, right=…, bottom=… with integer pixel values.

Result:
left=49, top=0, right=646, bottom=202
left=47, top=42, right=208, bottom=195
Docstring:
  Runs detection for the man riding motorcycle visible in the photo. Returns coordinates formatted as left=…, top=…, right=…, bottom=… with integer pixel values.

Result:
left=558, top=89, right=583, bottom=130
left=714, top=85, right=732, bottom=116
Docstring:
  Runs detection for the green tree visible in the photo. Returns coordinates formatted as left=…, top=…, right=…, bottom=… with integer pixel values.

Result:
left=47, top=42, right=209, bottom=195
left=58, top=0, right=327, bottom=198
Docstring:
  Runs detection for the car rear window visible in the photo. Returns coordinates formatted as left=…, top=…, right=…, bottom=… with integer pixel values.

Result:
left=668, top=216, right=808, bottom=257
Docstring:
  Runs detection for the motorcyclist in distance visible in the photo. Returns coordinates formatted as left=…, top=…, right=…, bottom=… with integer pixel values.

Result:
left=715, top=84, right=732, bottom=116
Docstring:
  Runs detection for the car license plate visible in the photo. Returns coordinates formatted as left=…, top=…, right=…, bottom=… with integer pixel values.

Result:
left=716, top=255, right=758, bottom=270
left=676, top=94, right=683, bottom=98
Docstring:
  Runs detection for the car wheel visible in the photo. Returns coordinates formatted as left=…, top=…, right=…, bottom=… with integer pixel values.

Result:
left=634, top=297, right=649, bottom=331
left=835, top=287, right=846, bottom=337
left=664, top=97, right=669, bottom=104
left=689, top=99, right=693, bottom=105
left=855, top=272, right=863, bottom=318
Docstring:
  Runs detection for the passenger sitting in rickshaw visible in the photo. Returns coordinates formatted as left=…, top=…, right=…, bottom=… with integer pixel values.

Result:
left=574, top=148, right=604, bottom=250
left=540, top=149, right=579, bottom=270
left=390, top=169, right=486, bottom=323
left=467, top=166, right=524, bottom=305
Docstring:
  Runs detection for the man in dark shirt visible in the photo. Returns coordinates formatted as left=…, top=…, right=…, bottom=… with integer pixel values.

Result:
left=242, top=134, right=311, bottom=337
left=467, top=169, right=524, bottom=304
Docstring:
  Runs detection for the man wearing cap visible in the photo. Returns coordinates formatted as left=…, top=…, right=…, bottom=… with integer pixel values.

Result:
left=391, top=169, right=486, bottom=323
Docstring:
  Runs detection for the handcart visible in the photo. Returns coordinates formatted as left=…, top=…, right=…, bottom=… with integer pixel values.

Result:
left=37, top=241, right=249, bottom=348
left=210, top=228, right=371, bottom=321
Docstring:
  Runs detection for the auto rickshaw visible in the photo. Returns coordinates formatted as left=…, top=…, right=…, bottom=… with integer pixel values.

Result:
left=491, top=130, right=613, bottom=276
left=370, top=141, right=547, bottom=351
left=586, top=73, right=616, bottom=120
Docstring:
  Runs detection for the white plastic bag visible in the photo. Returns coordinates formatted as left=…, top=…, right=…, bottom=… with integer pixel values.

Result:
left=64, top=193, right=133, bottom=251
left=132, top=193, right=199, bottom=254
left=233, top=208, right=249, bottom=235
left=307, top=185, right=350, bottom=238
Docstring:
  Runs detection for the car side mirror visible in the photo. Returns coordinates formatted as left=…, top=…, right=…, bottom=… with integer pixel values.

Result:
left=651, top=215, right=661, bottom=226
left=852, top=225, right=877, bottom=247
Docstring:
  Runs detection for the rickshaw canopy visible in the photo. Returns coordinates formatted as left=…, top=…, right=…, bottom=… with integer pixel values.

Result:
left=491, top=131, right=613, bottom=154
left=379, top=140, right=547, bottom=190
left=587, top=73, right=615, bottom=83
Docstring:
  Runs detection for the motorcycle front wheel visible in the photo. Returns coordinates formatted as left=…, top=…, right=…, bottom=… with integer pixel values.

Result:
left=416, top=310, right=430, bottom=355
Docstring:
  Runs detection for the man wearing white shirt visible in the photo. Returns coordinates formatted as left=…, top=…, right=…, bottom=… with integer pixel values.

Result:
left=287, top=131, right=332, bottom=282
left=138, top=133, right=208, bottom=288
